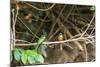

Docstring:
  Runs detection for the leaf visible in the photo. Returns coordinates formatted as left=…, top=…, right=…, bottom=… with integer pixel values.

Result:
left=90, top=6, right=95, bottom=11
left=27, top=55, right=35, bottom=64
left=14, top=48, right=22, bottom=62
left=21, top=51, right=28, bottom=64
left=26, top=50, right=38, bottom=64
left=26, top=50, right=37, bottom=56
left=34, top=54, right=44, bottom=63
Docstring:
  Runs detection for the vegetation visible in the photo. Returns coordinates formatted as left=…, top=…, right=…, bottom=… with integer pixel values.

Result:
left=10, top=0, right=95, bottom=66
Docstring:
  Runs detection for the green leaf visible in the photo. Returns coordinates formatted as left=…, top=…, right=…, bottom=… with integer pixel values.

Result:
left=14, top=48, right=22, bottom=62
left=26, top=50, right=38, bottom=64
left=34, top=54, right=44, bottom=63
left=27, top=55, right=35, bottom=64
left=90, top=6, right=95, bottom=11
left=26, top=50, right=37, bottom=56
left=21, top=51, right=28, bottom=64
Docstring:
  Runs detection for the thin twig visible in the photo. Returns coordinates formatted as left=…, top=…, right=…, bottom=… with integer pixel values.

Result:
left=15, top=39, right=32, bottom=43
left=89, top=26, right=95, bottom=36
left=83, top=42, right=88, bottom=61
left=26, top=3, right=56, bottom=11
left=12, top=9, right=15, bottom=48
left=18, top=17, right=39, bottom=38
left=48, top=5, right=66, bottom=38
left=48, top=28, right=59, bottom=40
left=80, top=15, right=95, bottom=37
left=14, top=6, right=19, bottom=24
left=15, top=31, right=33, bottom=37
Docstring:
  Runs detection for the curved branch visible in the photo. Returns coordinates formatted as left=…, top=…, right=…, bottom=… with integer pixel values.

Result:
left=25, top=3, right=56, bottom=11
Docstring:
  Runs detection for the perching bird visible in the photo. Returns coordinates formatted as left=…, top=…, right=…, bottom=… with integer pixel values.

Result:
left=58, top=33, right=64, bottom=51
left=58, top=33, right=64, bottom=41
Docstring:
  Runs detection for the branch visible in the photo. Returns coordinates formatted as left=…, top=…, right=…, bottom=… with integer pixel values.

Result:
left=80, top=15, right=95, bottom=37
left=18, top=17, right=39, bottom=38
left=15, top=36, right=95, bottom=46
left=25, top=3, right=56, bottom=11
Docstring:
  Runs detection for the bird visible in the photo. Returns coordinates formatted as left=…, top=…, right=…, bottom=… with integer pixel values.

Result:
left=58, top=33, right=64, bottom=41
left=57, top=33, right=64, bottom=51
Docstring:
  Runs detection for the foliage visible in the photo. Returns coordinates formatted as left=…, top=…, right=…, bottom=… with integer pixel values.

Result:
left=12, top=48, right=44, bottom=65
left=11, top=0, right=95, bottom=65
left=90, top=6, right=95, bottom=11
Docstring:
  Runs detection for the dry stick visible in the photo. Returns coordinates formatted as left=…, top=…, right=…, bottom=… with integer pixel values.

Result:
left=39, top=18, right=51, bottom=22
left=15, top=36, right=95, bottom=46
left=74, top=18, right=86, bottom=26
left=14, top=6, right=19, bottom=24
left=67, top=20, right=81, bottom=34
left=80, top=24, right=94, bottom=61
left=57, top=20, right=67, bottom=50
left=67, top=30, right=83, bottom=51
left=83, top=41, right=88, bottom=61
left=80, top=29, right=95, bottom=46
left=48, top=5, right=66, bottom=50
left=47, top=13, right=56, bottom=38
left=31, top=15, right=47, bottom=42
left=61, top=6, right=75, bottom=39
left=78, top=15, right=95, bottom=60
left=80, top=27, right=88, bottom=61
left=65, top=7, right=94, bottom=60
left=35, top=16, right=47, bottom=34
left=18, top=17, right=39, bottom=38
left=86, top=39, right=95, bottom=44
left=79, top=20, right=95, bottom=61
left=64, top=30, right=67, bottom=39
left=89, top=26, right=95, bottom=36
left=71, top=34, right=82, bottom=39
left=48, top=28, right=60, bottom=40
left=15, top=39, right=32, bottom=44
left=12, top=6, right=19, bottom=48
left=86, top=39, right=95, bottom=46
left=68, top=21, right=86, bottom=51
left=26, top=3, right=56, bottom=11
left=57, top=6, right=81, bottom=50
left=80, top=15, right=95, bottom=37
left=66, top=28, right=84, bottom=51
left=64, top=6, right=74, bottom=22
left=71, top=14, right=87, bottom=26
left=34, top=3, right=50, bottom=35
left=87, top=26, right=95, bottom=46
left=12, top=9, right=16, bottom=48
left=48, top=5, right=66, bottom=38
left=82, top=24, right=88, bottom=30
left=11, top=9, right=15, bottom=50
left=15, top=31, right=34, bottom=37
left=58, top=6, right=84, bottom=51
left=63, top=30, right=73, bottom=49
